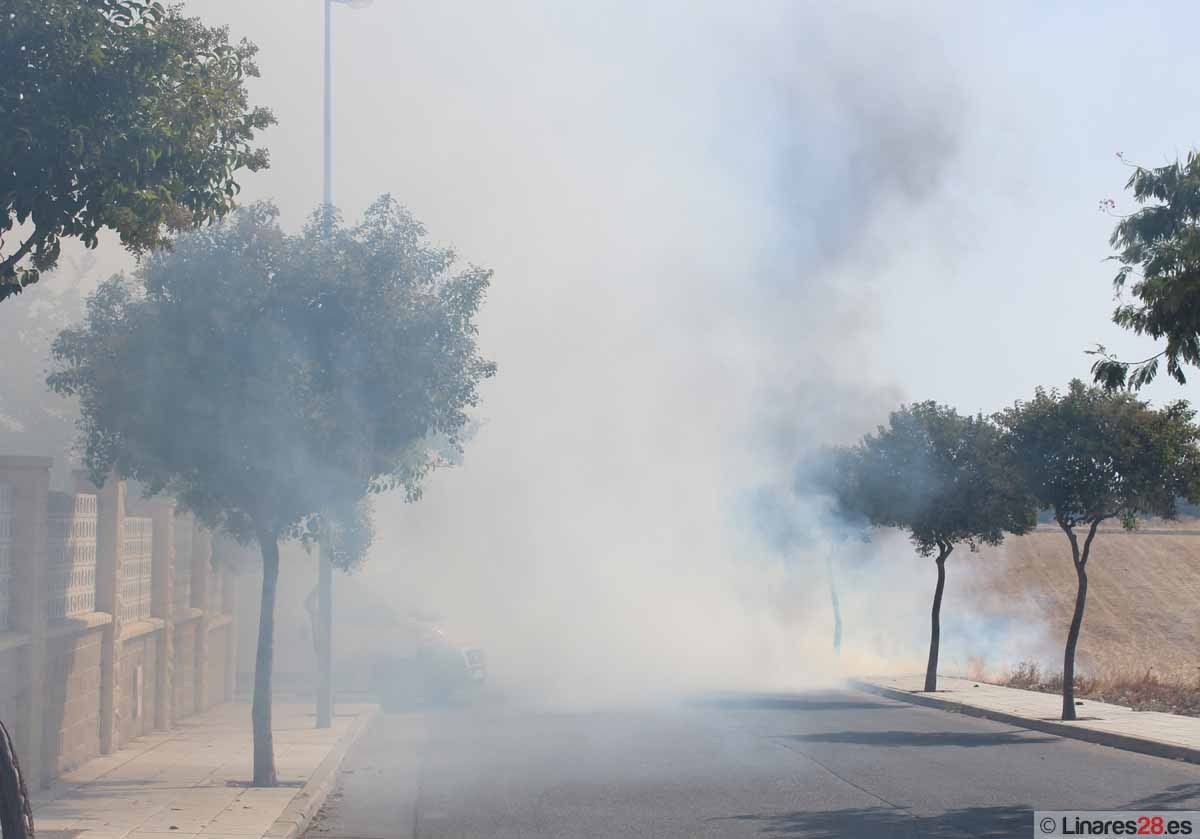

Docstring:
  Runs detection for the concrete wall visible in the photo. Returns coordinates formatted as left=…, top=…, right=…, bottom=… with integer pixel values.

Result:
left=173, top=619, right=198, bottom=719
left=117, top=626, right=160, bottom=744
left=0, top=458, right=238, bottom=788
left=43, top=621, right=104, bottom=780
left=206, top=620, right=232, bottom=709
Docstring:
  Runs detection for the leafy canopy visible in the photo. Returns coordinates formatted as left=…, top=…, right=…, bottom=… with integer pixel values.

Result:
left=793, top=445, right=871, bottom=542
left=853, top=402, right=1035, bottom=556
left=996, top=379, right=1200, bottom=528
left=1091, top=152, right=1200, bottom=388
left=48, top=198, right=496, bottom=543
left=1, top=0, right=275, bottom=300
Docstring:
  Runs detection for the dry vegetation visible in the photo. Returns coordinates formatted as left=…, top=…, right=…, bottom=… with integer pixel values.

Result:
left=1002, top=660, right=1200, bottom=717
left=955, top=520, right=1200, bottom=715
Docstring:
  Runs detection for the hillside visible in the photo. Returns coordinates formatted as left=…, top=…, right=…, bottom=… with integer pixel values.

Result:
left=963, top=520, right=1200, bottom=682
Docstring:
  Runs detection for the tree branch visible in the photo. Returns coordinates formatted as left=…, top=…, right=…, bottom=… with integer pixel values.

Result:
left=1079, top=517, right=1105, bottom=569
left=0, top=227, right=44, bottom=278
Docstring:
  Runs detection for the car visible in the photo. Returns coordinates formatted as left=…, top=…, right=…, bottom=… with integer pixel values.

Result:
left=370, top=627, right=487, bottom=710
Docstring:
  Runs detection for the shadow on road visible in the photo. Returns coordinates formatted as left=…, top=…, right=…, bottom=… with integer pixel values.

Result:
left=1123, top=783, right=1200, bottom=809
left=782, top=729, right=1056, bottom=748
left=694, top=695, right=899, bottom=713
left=714, top=805, right=1031, bottom=837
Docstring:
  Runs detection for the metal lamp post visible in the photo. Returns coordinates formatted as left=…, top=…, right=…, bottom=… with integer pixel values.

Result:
left=317, top=0, right=372, bottom=731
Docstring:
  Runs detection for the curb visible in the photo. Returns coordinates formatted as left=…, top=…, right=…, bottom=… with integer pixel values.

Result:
left=851, top=679, right=1200, bottom=765
left=264, top=706, right=381, bottom=839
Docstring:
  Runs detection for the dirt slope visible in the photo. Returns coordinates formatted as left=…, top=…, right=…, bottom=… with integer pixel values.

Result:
left=963, top=521, right=1200, bottom=681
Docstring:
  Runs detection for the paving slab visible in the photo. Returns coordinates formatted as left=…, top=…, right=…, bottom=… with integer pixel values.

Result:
left=857, top=674, right=1200, bottom=763
left=33, top=702, right=378, bottom=839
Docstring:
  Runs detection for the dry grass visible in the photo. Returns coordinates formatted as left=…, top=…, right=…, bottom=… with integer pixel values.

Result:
left=959, top=521, right=1200, bottom=686
left=999, top=660, right=1200, bottom=717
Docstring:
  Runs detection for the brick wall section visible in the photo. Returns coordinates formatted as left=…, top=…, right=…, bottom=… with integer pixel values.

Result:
left=43, top=625, right=104, bottom=780
left=0, top=643, right=30, bottom=760
left=117, top=629, right=159, bottom=744
left=173, top=619, right=197, bottom=719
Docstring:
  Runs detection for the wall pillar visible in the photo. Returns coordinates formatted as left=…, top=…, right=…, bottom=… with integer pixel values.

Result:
left=0, top=456, right=51, bottom=789
left=191, top=523, right=211, bottom=713
left=146, top=498, right=175, bottom=730
left=81, top=472, right=125, bottom=755
left=221, top=552, right=237, bottom=702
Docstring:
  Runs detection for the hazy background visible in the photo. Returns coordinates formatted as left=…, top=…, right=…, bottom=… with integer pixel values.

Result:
left=31, top=1, right=1200, bottom=705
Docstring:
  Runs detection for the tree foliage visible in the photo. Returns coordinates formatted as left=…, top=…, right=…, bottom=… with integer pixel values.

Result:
left=996, top=380, right=1200, bottom=529
left=48, top=197, right=494, bottom=542
left=855, top=403, right=1035, bottom=556
left=0, top=0, right=275, bottom=299
left=1091, top=151, right=1200, bottom=388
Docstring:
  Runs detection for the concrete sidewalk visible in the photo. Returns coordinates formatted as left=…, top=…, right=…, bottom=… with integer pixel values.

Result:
left=33, top=702, right=377, bottom=839
left=858, top=674, right=1200, bottom=763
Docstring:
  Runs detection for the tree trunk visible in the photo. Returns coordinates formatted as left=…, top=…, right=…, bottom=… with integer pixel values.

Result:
left=0, top=716, right=35, bottom=839
left=1062, top=562, right=1087, bottom=720
left=826, top=553, right=842, bottom=656
left=252, top=529, right=280, bottom=787
left=924, top=545, right=951, bottom=692
left=316, top=536, right=333, bottom=729
left=1060, top=518, right=1101, bottom=721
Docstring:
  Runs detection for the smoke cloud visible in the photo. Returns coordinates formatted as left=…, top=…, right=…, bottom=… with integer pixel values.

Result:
left=169, top=0, right=1192, bottom=705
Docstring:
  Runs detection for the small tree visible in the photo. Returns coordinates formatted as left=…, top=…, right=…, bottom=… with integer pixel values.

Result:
left=49, top=199, right=495, bottom=784
left=1, top=0, right=275, bottom=299
left=856, top=403, right=1035, bottom=692
left=996, top=380, right=1200, bottom=719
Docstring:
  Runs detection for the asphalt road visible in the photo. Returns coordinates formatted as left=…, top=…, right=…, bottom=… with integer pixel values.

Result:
left=304, top=688, right=1200, bottom=838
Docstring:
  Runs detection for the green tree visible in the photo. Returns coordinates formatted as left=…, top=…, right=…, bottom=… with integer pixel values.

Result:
left=1090, top=151, right=1200, bottom=389
left=48, top=198, right=496, bottom=785
left=996, top=380, right=1200, bottom=720
left=855, top=403, right=1035, bottom=692
left=1, top=0, right=275, bottom=300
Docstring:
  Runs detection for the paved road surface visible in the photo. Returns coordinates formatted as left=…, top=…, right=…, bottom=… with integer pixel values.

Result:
left=305, top=688, right=1200, bottom=838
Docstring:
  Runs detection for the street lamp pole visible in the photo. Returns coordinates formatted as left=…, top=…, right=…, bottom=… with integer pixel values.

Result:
left=317, top=0, right=371, bottom=733
left=323, top=0, right=333, bottom=213
left=317, top=0, right=334, bottom=732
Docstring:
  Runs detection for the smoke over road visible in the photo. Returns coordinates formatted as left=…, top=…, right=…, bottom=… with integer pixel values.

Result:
left=168, top=0, right=1188, bottom=706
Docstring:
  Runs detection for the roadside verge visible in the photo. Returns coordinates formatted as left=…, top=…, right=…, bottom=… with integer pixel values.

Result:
left=853, top=675, right=1200, bottom=765
left=264, top=705, right=380, bottom=839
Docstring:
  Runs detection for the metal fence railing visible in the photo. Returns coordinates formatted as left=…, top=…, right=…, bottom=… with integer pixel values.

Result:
left=0, top=483, right=13, bottom=631
left=121, top=516, right=153, bottom=623
left=46, top=492, right=98, bottom=620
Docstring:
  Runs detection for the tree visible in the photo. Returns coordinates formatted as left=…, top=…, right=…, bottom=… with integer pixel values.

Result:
left=996, top=380, right=1200, bottom=720
left=855, top=403, right=1035, bottom=692
left=1090, top=151, right=1200, bottom=389
left=48, top=198, right=495, bottom=785
left=1, top=0, right=275, bottom=300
